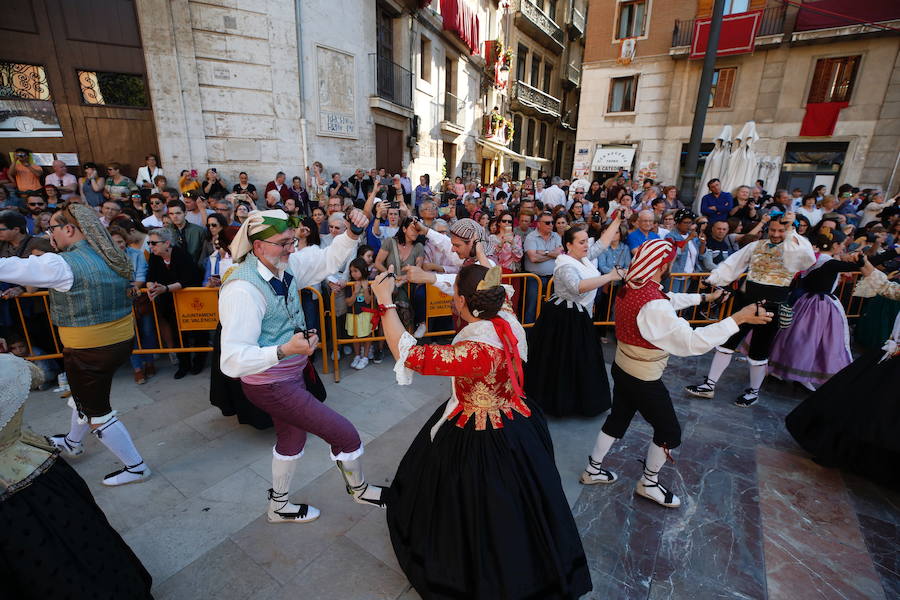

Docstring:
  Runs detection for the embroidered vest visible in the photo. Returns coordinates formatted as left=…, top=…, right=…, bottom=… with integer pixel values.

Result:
left=48, top=241, right=132, bottom=327
left=221, top=255, right=305, bottom=347
left=614, top=283, right=668, bottom=350
left=747, top=241, right=792, bottom=287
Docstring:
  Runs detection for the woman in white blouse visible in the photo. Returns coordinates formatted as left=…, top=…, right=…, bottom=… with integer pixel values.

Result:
left=524, top=213, right=624, bottom=417
left=135, top=154, right=163, bottom=191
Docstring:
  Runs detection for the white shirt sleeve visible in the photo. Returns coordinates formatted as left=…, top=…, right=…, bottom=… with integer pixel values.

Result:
left=587, top=238, right=609, bottom=261
left=782, top=230, right=817, bottom=274
left=705, top=240, right=755, bottom=287
left=0, top=253, right=74, bottom=292
left=425, top=228, right=463, bottom=269
left=288, top=232, right=358, bottom=289
left=434, top=273, right=457, bottom=296
left=637, top=299, right=739, bottom=357
left=218, top=280, right=279, bottom=378
left=665, top=292, right=703, bottom=310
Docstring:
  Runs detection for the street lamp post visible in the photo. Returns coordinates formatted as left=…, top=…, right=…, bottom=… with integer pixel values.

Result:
left=680, top=0, right=727, bottom=210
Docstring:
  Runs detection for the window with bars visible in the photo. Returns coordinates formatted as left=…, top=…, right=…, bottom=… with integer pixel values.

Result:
left=608, top=75, right=638, bottom=112
left=807, top=56, right=860, bottom=104
left=77, top=70, right=149, bottom=107
left=0, top=62, right=52, bottom=100
left=616, top=1, right=647, bottom=40
left=708, top=67, right=736, bottom=108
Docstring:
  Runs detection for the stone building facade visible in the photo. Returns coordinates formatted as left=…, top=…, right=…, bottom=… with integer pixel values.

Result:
left=575, top=0, right=900, bottom=194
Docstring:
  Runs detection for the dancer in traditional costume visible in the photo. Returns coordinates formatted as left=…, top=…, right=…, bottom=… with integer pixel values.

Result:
left=0, top=354, right=153, bottom=599
left=685, top=212, right=816, bottom=406
left=768, top=231, right=860, bottom=390
left=374, top=264, right=592, bottom=599
left=0, top=204, right=149, bottom=486
left=581, top=240, right=773, bottom=507
left=219, top=208, right=384, bottom=524
left=786, top=256, right=900, bottom=489
left=525, top=214, right=624, bottom=417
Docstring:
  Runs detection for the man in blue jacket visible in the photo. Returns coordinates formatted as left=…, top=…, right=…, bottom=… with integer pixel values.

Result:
left=700, top=179, right=733, bottom=224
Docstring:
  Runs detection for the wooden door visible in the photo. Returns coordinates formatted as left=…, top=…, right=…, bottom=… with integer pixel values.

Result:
left=0, top=0, right=158, bottom=178
left=375, top=124, right=403, bottom=175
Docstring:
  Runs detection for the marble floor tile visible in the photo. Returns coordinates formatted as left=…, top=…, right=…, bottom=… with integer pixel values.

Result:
left=757, top=446, right=885, bottom=600
left=857, top=514, right=900, bottom=600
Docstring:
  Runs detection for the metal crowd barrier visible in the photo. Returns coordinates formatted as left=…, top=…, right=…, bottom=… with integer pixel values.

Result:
left=4, top=286, right=329, bottom=374
left=326, top=272, right=543, bottom=382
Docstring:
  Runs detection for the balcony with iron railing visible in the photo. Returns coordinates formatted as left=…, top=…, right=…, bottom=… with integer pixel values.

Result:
left=671, top=5, right=786, bottom=48
left=569, top=6, right=586, bottom=39
left=511, top=80, right=561, bottom=118
left=514, top=0, right=564, bottom=52
left=441, top=91, right=466, bottom=133
left=370, top=53, right=412, bottom=109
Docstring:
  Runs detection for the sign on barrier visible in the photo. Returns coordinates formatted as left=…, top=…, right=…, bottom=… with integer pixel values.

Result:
left=173, top=288, right=220, bottom=331
left=425, top=284, right=453, bottom=317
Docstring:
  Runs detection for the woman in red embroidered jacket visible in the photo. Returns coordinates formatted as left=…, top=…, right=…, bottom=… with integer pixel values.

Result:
left=371, top=264, right=591, bottom=600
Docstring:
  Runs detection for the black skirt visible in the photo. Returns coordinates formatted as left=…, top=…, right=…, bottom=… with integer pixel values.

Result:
left=525, top=299, right=611, bottom=417
left=386, top=398, right=592, bottom=600
left=209, top=326, right=273, bottom=430
left=0, top=458, right=153, bottom=599
left=785, top=351, right=900, bottom=490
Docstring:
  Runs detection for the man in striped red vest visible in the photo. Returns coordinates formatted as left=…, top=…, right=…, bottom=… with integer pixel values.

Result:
left=579, top=239, right=773, bottom=507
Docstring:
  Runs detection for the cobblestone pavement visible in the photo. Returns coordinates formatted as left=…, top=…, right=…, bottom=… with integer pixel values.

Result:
left=22, top=347, right=899, bottom=599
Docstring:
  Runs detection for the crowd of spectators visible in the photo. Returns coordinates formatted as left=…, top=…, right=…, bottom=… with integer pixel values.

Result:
left=2, top=146, right=898, bottom=380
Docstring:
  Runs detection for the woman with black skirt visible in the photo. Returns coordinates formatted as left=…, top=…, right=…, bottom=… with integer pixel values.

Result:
left=0, top=355, right=152, bottom=599
left=373, top=264, right=592, bottom=599
left=786, top=256, right=900, bottom=489
left=525, top=213, right=624, bottom=417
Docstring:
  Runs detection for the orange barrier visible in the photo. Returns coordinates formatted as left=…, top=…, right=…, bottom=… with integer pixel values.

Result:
left=4, top=286, right=329, bottom=373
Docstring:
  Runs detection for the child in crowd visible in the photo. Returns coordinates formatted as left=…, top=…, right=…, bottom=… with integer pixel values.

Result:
left=345, top=257, right=374, bottom=370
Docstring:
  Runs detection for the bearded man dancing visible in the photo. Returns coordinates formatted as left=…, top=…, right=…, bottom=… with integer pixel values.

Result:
left=0, top=204, right=149, bottom=486
left=580, top=239, right=773, bottom=507
left=219, top=208, right=384, bottom=524
left=685, top=211, right=815, bottom=406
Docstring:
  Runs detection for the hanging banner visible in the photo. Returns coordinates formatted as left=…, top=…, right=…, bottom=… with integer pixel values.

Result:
left=690, top=11, right=762, bottom=59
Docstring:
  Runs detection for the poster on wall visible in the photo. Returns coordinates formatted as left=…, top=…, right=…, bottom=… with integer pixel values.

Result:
left=0, top=99, right=63, bottom=137
left=637, top=160, right=658, bottom=184
left=316, top=45, right=357, bottom=139
left=572, top=147, right=592, bottom=179
left=461, top=161, right=480, bottom=182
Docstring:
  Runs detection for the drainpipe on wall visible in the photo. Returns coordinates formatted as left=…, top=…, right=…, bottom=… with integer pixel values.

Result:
left=295, top=0, right=309, bottom=172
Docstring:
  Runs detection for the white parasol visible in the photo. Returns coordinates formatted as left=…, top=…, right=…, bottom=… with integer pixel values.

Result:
left=696, top=125, right=732, bottom=213
left=721, top=121, right=760, bottom=194
left=756, top=155, right=782, bottom=195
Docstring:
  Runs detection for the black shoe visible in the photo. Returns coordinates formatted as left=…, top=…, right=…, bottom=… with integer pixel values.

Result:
left=372, top=348, right=383, bottom=364
left=734, top=388, right=759, bottom=407
left=190, top=363, right=204, bottom=375
left=174, top=368, right=189, bottom=379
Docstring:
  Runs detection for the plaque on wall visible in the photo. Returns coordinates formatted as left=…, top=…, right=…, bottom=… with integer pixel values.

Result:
left=316, top=45, right=357, bottom=139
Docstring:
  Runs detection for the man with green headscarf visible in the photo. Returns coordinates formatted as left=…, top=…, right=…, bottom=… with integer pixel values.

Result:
left=219, top=207, right=386, bottom=524
left=0, top=203, right=150, bottom=487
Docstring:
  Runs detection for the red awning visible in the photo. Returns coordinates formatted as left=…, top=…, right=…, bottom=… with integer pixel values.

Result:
left=690, top=10, right=762, bottom=59
left=800, top=102, right=849, bottom=137
left=441, top=0, right=481, bottom=55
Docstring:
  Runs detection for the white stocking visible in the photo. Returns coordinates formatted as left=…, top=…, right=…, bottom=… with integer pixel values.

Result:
left=641, top=443, right=669, bottom=485
left=67, top=406, right=89, bottom=444
left=748, top=361, right=767, bottom=391
left=590, top=431, right=617, bottom=463
left=707, top=349, right=733, bottom=384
